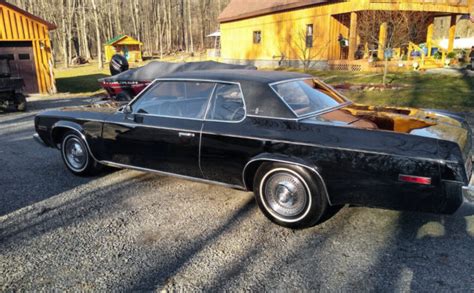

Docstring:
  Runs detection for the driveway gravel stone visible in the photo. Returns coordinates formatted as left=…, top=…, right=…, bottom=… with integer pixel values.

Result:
left=1, top=98, right=473, bottom=291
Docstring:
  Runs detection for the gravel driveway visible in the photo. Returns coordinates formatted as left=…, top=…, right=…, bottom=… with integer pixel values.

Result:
left=1, top=98, right=473, bottom=291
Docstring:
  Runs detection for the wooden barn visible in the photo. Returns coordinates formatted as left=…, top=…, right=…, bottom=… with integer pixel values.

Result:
left=0, top=0, right=56, bottom=94
left=104, top=35, right=143, bottom=63
left=218, top=0, right=473, bottom=71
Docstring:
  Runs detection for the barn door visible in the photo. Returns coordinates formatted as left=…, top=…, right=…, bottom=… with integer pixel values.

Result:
left=0, top=41, right=38, bottom=93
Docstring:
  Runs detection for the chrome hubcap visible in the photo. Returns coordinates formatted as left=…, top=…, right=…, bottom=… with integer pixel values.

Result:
left=65, top=137, right=86, bottom=170
left=264, top=172, right=308, bottom=218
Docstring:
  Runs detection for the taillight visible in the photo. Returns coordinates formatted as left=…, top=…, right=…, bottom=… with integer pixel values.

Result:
left=399, top=174, right=431, bottom=185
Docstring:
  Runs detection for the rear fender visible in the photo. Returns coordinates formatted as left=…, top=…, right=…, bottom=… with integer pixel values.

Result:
left=242, top=153, right=333, bottom=205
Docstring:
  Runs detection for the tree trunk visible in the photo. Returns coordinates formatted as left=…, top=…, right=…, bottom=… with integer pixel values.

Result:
left=61, top=1, right=68, bottom=68
left=91, top=0, right=103, bottom=69
left=187, top=0, right=194, bottom=53
left=81, top=2, right=92, bottom=60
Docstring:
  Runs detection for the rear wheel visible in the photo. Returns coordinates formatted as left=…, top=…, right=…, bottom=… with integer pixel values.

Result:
left=61, top=131, right=101, bottom=176
left=254, top=163, right=328, bottom=229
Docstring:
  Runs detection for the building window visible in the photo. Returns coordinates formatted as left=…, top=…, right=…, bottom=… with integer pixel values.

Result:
left=0, top=54, right=14, bottom=60
left=253, top=31, right=262, bottom=44
left=306, top=24, right=313, bottom=48
left=18, top=54, right=30, bottom=60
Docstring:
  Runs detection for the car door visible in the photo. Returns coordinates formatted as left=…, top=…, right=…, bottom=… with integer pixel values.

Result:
left=200, top=82, right=261, bottom=187
left=101, top=80, right=216, bottom=178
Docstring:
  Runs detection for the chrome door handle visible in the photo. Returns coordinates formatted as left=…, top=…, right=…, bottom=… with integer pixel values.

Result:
left=178, top=132, right=195, bottom=138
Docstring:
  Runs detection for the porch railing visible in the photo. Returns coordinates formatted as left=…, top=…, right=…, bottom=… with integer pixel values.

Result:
left=369, top=0, right=468, bottom=6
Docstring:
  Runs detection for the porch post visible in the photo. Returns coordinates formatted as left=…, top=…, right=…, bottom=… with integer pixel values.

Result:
left=378, top=22, right=387, bottom=59
left=348, top=12, right=358, bottom=61
left=426, top=17, right=434, bottom=57
left=448, top=15, right=457, bottom=52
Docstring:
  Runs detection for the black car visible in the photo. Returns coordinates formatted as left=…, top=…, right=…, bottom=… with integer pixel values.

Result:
left=34, top=70, right=474, bottom=229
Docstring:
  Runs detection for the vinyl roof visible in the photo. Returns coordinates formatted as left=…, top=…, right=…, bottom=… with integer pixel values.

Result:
left=162, top=69, right=312, bottom=84
left=218, top=0, right=329, bottom=23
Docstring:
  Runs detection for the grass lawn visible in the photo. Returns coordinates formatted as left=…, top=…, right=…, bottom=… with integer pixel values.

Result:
left=54, top=63, right=110, bottom=94
left=53, top=62, right=474, bottom=112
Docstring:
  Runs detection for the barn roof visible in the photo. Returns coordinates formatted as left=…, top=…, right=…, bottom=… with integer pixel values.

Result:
left=218, top=0, right=330, bottom=23
left=0, top=1, right=57, bottom=30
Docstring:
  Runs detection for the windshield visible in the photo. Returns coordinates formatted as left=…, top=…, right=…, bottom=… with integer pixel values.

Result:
left=271, top=79, right=349, bottom=118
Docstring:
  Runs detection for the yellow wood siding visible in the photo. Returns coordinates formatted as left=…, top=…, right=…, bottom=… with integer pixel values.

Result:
left=0, top=3, right=55, bottom=94
left=220, top=0, right=470, bottom=65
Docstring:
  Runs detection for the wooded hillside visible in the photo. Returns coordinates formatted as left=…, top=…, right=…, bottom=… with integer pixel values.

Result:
left=9, top=0, right=230, bottom=67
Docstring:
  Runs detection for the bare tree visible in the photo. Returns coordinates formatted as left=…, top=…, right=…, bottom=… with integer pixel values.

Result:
left=357, top=11, right=431, bottom=85
left=284, top=28, right=328, bottom=72
left=90, top=0, right=103, bottom=68
left=9, top=0, right=231, bottom=65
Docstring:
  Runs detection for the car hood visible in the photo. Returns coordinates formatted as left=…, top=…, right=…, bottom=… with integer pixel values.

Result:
left=305, top=104, right=471, bottom=159
left=60, top=100, right=122, bottom=114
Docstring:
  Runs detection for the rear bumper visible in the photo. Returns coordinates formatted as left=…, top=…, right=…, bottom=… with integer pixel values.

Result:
left=33, top=133, right=47, bottom=147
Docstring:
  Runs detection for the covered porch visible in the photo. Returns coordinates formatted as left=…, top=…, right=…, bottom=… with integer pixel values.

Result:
left=327, top=10, right=463, bottom=71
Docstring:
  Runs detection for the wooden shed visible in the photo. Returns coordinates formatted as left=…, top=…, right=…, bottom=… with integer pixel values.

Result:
left=0, top=0, right=56, bottom=94
left=104, top=35, right=143, bottom=63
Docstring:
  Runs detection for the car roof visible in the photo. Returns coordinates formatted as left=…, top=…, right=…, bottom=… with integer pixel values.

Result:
left=160, top=69, right=312, bottom=84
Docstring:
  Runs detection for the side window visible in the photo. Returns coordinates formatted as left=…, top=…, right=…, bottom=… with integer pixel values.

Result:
left=132, top=81, right=215, bottom=119
left=206, top=83, right=245, bottom=122
left=253, top=31, right=261, bottom=44
left=306, top=24, right=313, bottom=48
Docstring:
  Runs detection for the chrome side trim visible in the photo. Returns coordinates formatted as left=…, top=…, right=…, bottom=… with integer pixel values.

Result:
left=99, top=160, right=247, bottom=191
left=241, top=157, right=333, bottom=205
left=246, top=114, right=298, bottom=121
left=50, top=124, right=101, bottom=163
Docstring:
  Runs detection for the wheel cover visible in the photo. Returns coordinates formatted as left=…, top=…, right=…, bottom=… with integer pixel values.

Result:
left=64, top=137, right=87, bottom=171
left=262, top=170, right=309, bottom=219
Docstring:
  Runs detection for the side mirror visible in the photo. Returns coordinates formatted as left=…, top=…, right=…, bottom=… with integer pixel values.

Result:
left=123, top=104, right=132, bottom=114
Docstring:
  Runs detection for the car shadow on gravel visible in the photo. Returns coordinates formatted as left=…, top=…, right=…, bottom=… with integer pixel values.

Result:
left=128, top=197, right=258, bottom=291
left=0, top=96, right=105, bottom=217
left=365, top=207, right=474, bottom=291
left=0, top=172, right=155, bottom=248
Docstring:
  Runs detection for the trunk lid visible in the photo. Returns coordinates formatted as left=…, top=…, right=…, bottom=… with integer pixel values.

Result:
left=312, top=104, right=472, bottom=160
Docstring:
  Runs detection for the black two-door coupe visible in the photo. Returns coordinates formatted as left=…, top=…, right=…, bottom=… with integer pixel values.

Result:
left=34, top=70, right=474, bottom=228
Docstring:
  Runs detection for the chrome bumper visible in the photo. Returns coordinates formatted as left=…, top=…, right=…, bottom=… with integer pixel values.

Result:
left=33, top=133, right=47, bottom=147
left=462, top=174, right=474, bottom=202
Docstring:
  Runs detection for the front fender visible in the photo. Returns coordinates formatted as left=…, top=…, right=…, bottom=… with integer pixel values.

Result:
left=51, top=120, right=86, bottom=147
left=242, top=153, right=332, bottom=205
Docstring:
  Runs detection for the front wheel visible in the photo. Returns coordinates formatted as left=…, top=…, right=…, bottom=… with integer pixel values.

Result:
left=254, top=163, right=328, bottom=229
left=61, top=131, right=102, bottom=176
